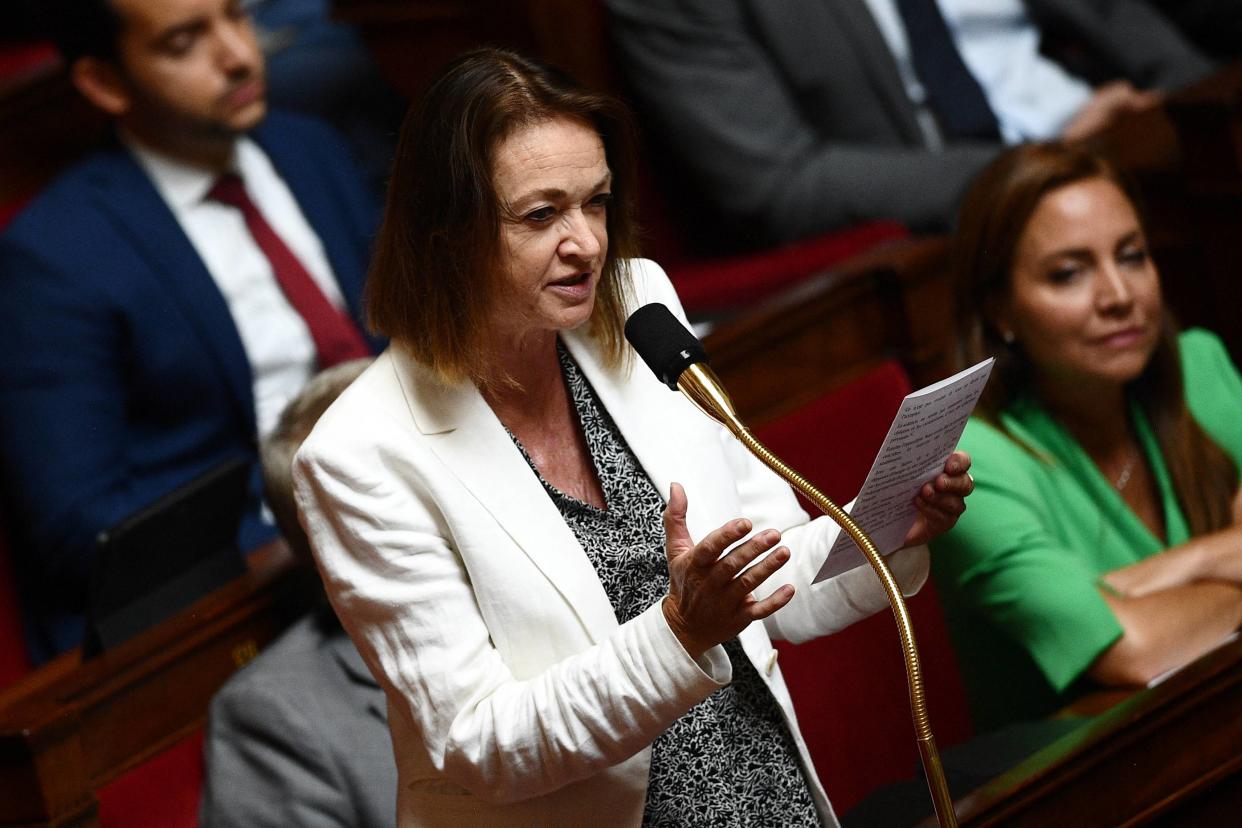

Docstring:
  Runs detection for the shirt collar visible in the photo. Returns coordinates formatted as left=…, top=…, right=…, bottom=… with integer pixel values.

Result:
left=120, top=130, right=243, bottom=210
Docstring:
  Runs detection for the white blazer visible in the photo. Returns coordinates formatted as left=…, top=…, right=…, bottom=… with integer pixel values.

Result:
left=293, top=259, right=928, bottom=827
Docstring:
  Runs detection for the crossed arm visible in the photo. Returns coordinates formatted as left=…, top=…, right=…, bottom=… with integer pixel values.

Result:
left=1093, top=491, right=1242, bottom=685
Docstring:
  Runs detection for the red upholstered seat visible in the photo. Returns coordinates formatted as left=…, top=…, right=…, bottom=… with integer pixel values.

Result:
left=0, top=43, right=57, bottom=232
left=0, top=525, right=32, bottom=689
left=97, top=729, right=205, bottom=828
left=666, top=220, right=908, bottom=316
left=0, top=43, right=56, bottom=80
left=753, top=361, right=973, bottom=813
left=0, top=195, right=32, bottom=231
left=622, top=144, right=909, bottom=318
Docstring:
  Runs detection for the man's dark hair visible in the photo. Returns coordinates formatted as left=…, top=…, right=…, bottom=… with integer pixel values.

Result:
left=38, top=0, right=124, bottom=65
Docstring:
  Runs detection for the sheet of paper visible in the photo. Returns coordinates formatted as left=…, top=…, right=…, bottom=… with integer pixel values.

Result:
left=813, top=358, right=994, bottom=583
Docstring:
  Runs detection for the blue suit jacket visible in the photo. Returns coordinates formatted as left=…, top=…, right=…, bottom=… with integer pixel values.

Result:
left=0, top=112, right=382, bottom=659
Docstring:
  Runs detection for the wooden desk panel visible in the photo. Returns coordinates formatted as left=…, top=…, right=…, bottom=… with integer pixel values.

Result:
left=925, top=638, right=1242, bottom=827
left=705, top=266, right=898, bottom=426
left=704, top=236, right=955, bottom=426
left=0, top=543, right=317, bottom=827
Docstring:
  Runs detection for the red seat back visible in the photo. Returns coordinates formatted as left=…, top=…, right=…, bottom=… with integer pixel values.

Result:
left=97, top=729, right=204, bottom=827
left=0, top=43, right=90, bottom=232
left=754, top=362, right=973, bottom=813
left=0, top=524, right=32, bottom=688
left=666, top=221, right=908, bottom=315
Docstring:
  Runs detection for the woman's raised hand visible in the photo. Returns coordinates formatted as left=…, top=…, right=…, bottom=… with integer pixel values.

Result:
left=661, top=483, right=795, bottom=659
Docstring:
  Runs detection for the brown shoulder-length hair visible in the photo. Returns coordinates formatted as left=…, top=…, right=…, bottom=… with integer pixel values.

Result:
left=366, top=47, right=641, bottom=387
left=953, top=141, right=1237, bottom=536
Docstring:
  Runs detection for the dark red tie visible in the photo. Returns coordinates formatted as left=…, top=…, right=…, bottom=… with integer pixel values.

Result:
left=208, top=173, right=371, bottom=368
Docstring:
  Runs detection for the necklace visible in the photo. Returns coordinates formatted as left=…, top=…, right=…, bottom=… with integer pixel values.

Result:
left=1114, top=449, right=1138, bottom=491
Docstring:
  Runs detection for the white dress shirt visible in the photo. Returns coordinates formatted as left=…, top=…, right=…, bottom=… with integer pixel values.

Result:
left=126, top=134, right=348, bottom=439
left=862, top=0, right=1094, bottom=143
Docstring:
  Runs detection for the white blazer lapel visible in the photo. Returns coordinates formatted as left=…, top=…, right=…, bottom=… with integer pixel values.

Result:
left=388, top=346, right=619, bottom=642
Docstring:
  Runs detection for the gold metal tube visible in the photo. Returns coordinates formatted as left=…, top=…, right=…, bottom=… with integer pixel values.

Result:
left=678, top=363, right=959, bottom=828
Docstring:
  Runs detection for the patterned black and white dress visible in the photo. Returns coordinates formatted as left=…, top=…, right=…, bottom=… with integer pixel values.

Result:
left=509, top=344, right=822, bottom=827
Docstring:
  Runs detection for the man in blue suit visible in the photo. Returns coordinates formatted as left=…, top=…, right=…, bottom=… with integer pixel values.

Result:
left=0, top=0, right=382, bottom=661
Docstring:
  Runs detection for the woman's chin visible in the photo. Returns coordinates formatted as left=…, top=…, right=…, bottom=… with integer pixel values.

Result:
left=558, top=311, right=595, bottom=333
left=548, top=297, right=597, bottom=332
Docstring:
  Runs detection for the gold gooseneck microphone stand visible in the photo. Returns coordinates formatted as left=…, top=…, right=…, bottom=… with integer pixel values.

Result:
left=676, top=361, right=959, bottom=828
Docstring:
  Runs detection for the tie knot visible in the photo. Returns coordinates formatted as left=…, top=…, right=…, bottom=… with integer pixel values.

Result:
left=207, top=172, right=249, bottom=209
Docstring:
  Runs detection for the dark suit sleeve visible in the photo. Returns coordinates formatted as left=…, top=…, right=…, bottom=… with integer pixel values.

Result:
left=604, top=0, right=1000, bottom=241
left=1036, top=0, right=1214, bottom=90
left=0, top=240, right=141, bottom=595
left=300, top=115, right=383, bottom=251
left=200, top=677, right=354, bottom=828
left=1148, top=0, right=1242, bottom=59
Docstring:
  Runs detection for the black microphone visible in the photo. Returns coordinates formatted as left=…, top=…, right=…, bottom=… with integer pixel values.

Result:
left=624, top=303, right=709, bottom=390
left=624, top=302, right=745, bottom=435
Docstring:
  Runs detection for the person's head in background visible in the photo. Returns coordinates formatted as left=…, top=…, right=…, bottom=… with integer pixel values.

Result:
left=43, top=0, right=267, bottom=167
left=366, top=47, right=641, bottom=390
left=953, top=141, right=1235, bottom=535
left=262, top=358, right=372, bottom=562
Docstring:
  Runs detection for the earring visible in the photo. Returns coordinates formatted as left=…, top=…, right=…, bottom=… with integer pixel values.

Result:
left=1001, top=330, right=1016, bottom=345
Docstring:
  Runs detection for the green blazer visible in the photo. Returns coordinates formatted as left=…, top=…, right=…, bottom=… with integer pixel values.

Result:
left=932, top=329, right=1242, bottom=730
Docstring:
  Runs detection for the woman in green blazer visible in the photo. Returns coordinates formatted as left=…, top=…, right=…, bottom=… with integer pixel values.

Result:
left=933, top=142, right=1242, bottom=731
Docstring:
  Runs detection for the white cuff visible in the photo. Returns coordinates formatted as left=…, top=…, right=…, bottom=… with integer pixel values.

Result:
left=649, top=599, right=731, bottom=687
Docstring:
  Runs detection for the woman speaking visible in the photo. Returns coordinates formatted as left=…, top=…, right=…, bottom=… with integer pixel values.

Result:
left=293, top=49, right=972, bottom=827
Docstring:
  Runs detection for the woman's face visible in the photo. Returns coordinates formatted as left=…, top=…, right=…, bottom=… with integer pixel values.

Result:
left=994, top=176, right=1163, bottom=394
left=490, top=116, right=611, bottom=343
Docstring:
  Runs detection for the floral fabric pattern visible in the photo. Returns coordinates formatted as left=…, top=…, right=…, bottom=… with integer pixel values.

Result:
left=507, top=343, right=821, bottom=827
